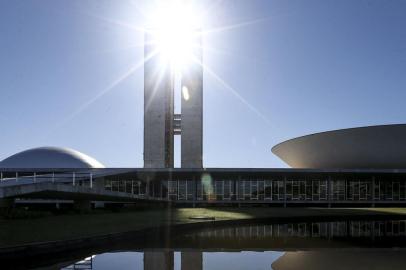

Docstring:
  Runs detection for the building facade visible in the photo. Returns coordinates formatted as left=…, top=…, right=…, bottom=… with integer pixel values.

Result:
left=143, top=30, right=203, bottom=169
left=144, top=31, right=175, bottom=168
left=103, top=169, right=406, bottom=206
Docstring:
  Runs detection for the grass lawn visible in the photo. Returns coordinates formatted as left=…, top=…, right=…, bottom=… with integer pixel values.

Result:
left=1, top=207, right=406, bottom=248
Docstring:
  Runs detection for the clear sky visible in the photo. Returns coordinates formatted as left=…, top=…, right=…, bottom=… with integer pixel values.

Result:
left=0, top=0, right=405, bottom=168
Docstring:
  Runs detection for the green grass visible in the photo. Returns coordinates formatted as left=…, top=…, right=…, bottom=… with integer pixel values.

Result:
left=1, top=207, right=406, bottom=248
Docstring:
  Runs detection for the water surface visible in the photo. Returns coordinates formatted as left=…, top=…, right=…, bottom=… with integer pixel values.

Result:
left=20, top=218, right=406, bottom=270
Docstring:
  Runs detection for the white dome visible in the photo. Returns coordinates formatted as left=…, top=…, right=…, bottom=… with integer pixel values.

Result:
left=0, top=147, right=105, bottom=169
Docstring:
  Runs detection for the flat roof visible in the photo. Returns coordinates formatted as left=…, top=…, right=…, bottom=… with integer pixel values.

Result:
left=3, top=167, right=406, bottom=177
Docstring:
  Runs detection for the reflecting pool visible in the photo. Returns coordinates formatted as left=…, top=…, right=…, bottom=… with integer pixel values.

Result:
left=59, top=250, right=406, bottom=270
left=13, top=218, right=406, bottom=270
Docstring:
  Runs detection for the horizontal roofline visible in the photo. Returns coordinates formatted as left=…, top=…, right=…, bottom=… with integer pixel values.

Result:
left=2, top=167, right=406, bottom=174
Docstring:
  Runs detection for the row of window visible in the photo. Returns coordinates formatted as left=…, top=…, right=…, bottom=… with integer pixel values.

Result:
left=104, top=179, right=406, bottom=202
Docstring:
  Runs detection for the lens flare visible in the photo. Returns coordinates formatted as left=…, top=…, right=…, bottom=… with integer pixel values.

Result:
left=182, top=86, right=190, bottom=101
left=146, top=0, right=202, bottom=72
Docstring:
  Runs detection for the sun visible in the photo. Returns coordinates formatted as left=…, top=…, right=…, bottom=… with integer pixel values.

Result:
left=154, top=26, right=200, bottom=73
left=145, top=0, right=203, bottom=73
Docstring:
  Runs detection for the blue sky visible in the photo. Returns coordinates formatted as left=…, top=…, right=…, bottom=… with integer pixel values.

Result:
left=0, top=0, right=405, bottom=168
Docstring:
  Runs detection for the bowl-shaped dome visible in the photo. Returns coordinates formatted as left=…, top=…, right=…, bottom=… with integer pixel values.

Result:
left=272, top=124, right=406, bottom=169
left=0, top=147, right=105, bottom=168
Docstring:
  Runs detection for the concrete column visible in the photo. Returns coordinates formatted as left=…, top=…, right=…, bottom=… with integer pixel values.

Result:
left=146, top=177, right=150, bottom=198
left=144, top=30, right=174, bottom=169
left=181, top=252, right=202, bottom=270
left=74, top=199, right=91, bottom=212
left=235, top=177, right=239, bottom=202
left=283, top=176, right=287, bottom=208
left=327, top=176, right=331, bottom=208
left=372, top=176, right=376, bottom=207
left=92, top=177, right=105, bottom=210
left=193, top=177, right=197, bottom=207
left=181, top=32, right=203, bottom=169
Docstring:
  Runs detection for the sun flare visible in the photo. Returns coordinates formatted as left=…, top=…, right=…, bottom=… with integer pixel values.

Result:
left=146, top=0, right=203, bottom=72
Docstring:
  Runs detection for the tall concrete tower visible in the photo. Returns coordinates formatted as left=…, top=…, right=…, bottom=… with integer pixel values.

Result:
left=144, top=31, right=174, bottom=168
left=144, top=30, right=203, bottom=169
left=180, top=34, right=203, bottom=168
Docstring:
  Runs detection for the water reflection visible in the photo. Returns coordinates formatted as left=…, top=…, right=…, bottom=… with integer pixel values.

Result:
left=18, top=219, right=406, bottom=270
left=175, top=219, right=406, bottom=249
left=60, top=249, right=406, bottom=270
left=186, top=219, right=406, bottom=239
left=61, top=251, right=284, bottom=270
left=272, top=250, right=406, bottom=270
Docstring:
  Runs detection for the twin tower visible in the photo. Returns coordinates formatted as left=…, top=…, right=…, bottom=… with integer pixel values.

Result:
left=143, top=31, right=203, bottom=169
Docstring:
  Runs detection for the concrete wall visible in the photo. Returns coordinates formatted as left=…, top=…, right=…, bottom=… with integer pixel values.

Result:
left=144, top=31, right=174, bottom=168
left=181, top=33, right=203, bottom=168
